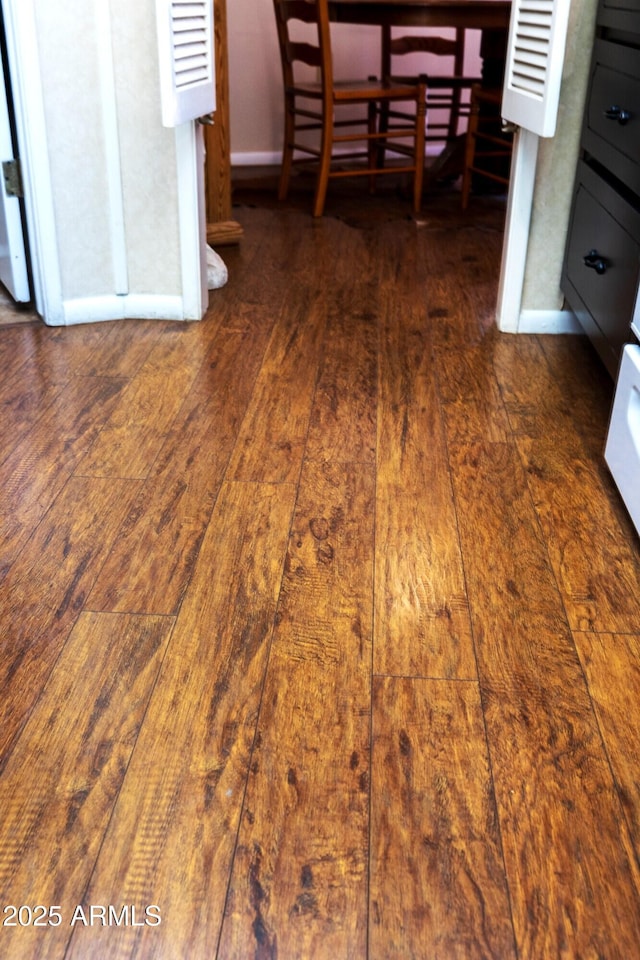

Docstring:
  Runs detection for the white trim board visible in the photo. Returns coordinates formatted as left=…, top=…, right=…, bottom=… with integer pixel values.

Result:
left=60, top=294, right=194, bottom=326
left=231, top=143, right=449, bottom=167
left=176, top=122, right=208, bottom=319
left=495, top=127, right=539, bottom=334
left=96, top=0, right=128, bottom=296
left=516, top=309, right=582, bottom=334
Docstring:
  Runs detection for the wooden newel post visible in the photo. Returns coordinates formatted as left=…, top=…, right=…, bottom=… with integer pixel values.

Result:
left=205, top=0, right=243, bottom=246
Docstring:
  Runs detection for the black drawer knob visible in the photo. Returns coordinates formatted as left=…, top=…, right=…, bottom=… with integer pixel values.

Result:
left=583, top=249, right=608, bottom=274
left=604, top=105, right=631, bottom=125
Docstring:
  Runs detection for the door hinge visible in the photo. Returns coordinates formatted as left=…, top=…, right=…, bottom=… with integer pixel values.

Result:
left=3, top=159, right=23, bottom=198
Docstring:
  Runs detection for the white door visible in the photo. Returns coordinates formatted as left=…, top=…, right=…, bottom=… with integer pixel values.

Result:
left=0, top=40, right=29, bottom=302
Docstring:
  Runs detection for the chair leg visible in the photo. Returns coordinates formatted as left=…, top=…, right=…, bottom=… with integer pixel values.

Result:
left=278, top=92, right=296, bottom=201
left=448, top=84, right=462, bottom=141
left=368, top=100, right=377, bottom=194
left=461, top=92, right=479, bottom=210
left=376, top=101, right=390, bottom=168
left=412, top=83, right=427, bottom=214
left=313, top=107, right=333, bottom=217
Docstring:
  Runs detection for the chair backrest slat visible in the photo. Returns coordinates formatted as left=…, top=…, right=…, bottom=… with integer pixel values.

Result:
left=390, top=35, right=460, bottom=59
left=273, top=0, right=333, bottom=93
left=286, top=40, right=323, bottom=69
left=382, top=25, right=467, bottom=79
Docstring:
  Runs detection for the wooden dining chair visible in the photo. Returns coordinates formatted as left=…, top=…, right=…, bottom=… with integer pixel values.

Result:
left=378, top=25, right=480, bottom=156
left=461, top=84, right=513, bottom=209
left=273, top=0, right=426, bottom=217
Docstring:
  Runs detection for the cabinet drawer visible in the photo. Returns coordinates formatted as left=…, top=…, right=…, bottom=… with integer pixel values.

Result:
left=583, top=40, right=640, bottom=194
left=562, top=162, right=640, bottom=376
left=598, top=0, right=640, bottom=35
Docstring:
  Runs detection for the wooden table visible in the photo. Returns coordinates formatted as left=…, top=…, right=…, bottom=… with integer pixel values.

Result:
left=329, top=0, right=510, bottom=30
left=329, top=0, right=512, bottom=181
left=329, top=0, right=511, bottom=83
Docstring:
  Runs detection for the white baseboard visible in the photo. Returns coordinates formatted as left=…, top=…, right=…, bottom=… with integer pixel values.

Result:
left=231, top=143, right=446, bottom=167
left=49, top=294, right=197, bottom=327
left=232, top=151, right=281, bottom=167
left=516, top=309, right=582, bottom=334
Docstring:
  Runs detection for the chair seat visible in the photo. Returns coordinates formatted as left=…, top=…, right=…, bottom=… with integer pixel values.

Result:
left=289, top=79, right=427, bottom=103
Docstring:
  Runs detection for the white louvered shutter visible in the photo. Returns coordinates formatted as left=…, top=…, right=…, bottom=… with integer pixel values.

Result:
left=156, top=0, right=216, bottom=127
left=501, top=0, right=572, bottom=137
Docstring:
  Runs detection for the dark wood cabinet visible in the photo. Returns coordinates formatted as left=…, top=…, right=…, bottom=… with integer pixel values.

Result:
left=561, top=0, right=640, bottom=377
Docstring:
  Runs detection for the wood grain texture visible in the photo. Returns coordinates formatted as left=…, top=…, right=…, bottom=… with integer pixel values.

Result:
left=226, top=291, right=327, bottom=483
left=493, top=333, right=613, bottom=456
left=304, top=285, right=377, bottom=465
left=422, top=220, right=505, bottom=350
left=538, top=333, right=614, bottom=442
left=0, top=324, right=43, bottom=373
left=76, top=332, right=207, bottom=479
left=0, top=476, right=143, bottom=771
left=450, top=440, right=640, bottom=958
left=0, top=376, right=127, bottom=574
left=64, top=481, right=296, bottom=960
left=31, top=322, right=122, bottom=379
left=76, top=318, right=176, bottom=379
left=86, top=321, right=274, bottom=615
left=370, top=676, right=516, bottom=959
left=375, top=290, right=475, bottom=678
left=574, top=631, right=640, bottom=851
left=516, top=435, right=640, bottom=632
left=0, top=196, right=639, bottom=960
left=436, top=343, right=512, bottom=443
left=0, top=612, right=173, bottom=960
left=218, top=459, right=374, bottom=959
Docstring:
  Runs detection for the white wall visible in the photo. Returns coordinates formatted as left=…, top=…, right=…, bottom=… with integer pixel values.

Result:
left=519, top=0, right=598, bottom=315
left=34, top=0, right=182, bottom=302
left=3, top=0, right=206, bottom=324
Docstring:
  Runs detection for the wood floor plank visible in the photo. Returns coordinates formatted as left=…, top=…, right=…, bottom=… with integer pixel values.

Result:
left=85, top=229, right=295, bottom=615
left=574, top=631, right=640, bottom=852
left=421, top=222, right=505, bottom=350
left=517, top=435, right=640, bottom=632
left=0, top=612, right=173, bottom=960
left=538, top=333, right=614, bottom=428
left=226, top=290, right=327, bottom=484
left=0, top=376, right=129, bottom=577
left=436, top=343, right=512, bottom=444
left=218, top=459, right=374, bottom=959
left=63, top=480, right=296, bottom=960
left=79, top=318, right=177, bottom=379
left=1, top=196, right=639, bottom=960
left=369, top=676, right=516, bottom=959
left=0, top=476, right=143, bottom=771
left=29, top=322, right=121, bottom=379
left=75, top=331, right=207, bottom=479
left=450, top=440, right=640, bottom=958
left=0, top=322, right=43, bottom=371
left=304, top=287, right=377, bottom=465
left=0, top=366, right=71, bottom=466
left=492, top=333, right=612, bottom=456
left=376, top=291, right=475, bottom=679
left=491, top=334, right=572, bottom=437
left=86, top=320, right=275, bottom=615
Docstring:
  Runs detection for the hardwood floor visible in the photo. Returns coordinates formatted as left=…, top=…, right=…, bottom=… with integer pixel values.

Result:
left=1, top=189, right=640, bottom=959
